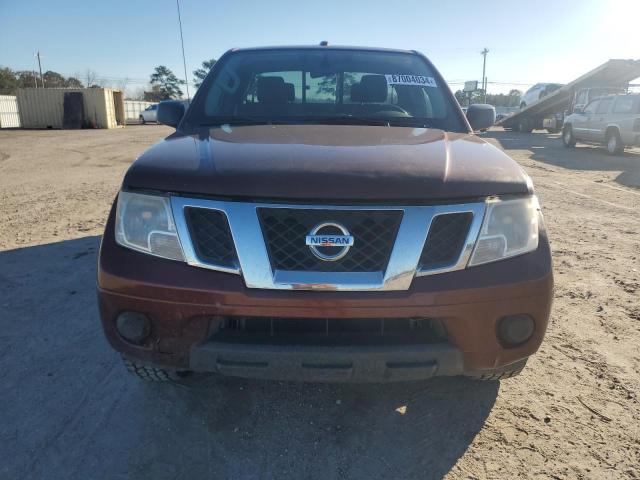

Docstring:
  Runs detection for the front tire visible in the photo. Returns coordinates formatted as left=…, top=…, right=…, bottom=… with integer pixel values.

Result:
left=562, top=125, right=577, bottom=147
left=606, top=130, right=624, bottom=155
left=466, top=358, right=528, bottom=381
left=122, top=356, right=190, bottom=382
left=139, top=115, right=146, bottom=125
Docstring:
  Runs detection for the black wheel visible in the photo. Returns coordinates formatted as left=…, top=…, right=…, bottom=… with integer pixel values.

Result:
left=562, top=125, right=577, bottom=147
left=606, top=129, right=624, bottom=155
left=122, top=356, right=190, bottom=382
left=466, top=358, right=528, bottom=381
left=139, top=115, right=145, bottom=125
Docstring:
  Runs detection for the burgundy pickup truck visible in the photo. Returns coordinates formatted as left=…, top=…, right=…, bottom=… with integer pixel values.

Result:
left=97, top=45, right=553, bottom=383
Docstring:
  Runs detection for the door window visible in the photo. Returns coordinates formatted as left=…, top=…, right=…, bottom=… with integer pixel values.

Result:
left=612, top=96, right=635, bottom=114
left=596, top=97, right=613, bottom=114
left=583, top=100, right=599, bottom=115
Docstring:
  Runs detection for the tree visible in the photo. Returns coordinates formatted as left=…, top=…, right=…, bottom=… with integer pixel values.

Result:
left=115, top=77, right=129, bottom=92
left=454, top=89, right=485, bottom=106
left=129, top=86, right=146, bottom=101
left=144, top=85, right=165, bottom=102
left=0, top=67, right=19, bottom=94
left=149, top=65, right=184, bottom=99
left=15, top=70, right=40, bottom=89
left=454, top=88, right=522, bottom=108
left=85, top=69, right=100, bottom=88
left=193, top=58, right=216, bottom=89
left=42, top=70, right=67, bottom=88
left=65, top=76, right=84, bottom=88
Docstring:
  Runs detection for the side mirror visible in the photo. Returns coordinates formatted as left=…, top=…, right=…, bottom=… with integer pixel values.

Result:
left=466, top=104, right=496, bottom=131
left=157, top=100, right=185, bottom=128
left=573, top=106, right=584, bottom=114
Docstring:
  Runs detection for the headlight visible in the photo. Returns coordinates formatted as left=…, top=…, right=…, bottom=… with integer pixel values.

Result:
left=469, top=196, right=539, bottom=266
left=115, top=191, right=184, bottom=261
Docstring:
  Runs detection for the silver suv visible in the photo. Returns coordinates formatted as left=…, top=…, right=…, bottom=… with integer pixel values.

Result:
left=562, top=94, right=640, bottom=155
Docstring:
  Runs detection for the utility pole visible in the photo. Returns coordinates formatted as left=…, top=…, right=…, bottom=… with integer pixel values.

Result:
left=35, top=51, right=44, bottom=88
left=481, top=48, right=489, bottom=103
left=176, top=0, right=190, bottom=100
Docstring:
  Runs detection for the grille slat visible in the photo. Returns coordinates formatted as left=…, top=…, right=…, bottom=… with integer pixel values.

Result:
left=258, top=208, right=402, bottom=272
left=214, top=316, right=446, bottom=346
left=184, top=207, right=237, bottom=268
left=419, top=212, right=473, bottom=270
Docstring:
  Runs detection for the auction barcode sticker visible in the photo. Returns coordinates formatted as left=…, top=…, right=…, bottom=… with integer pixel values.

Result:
left=385, top=74, right=437, bottom=87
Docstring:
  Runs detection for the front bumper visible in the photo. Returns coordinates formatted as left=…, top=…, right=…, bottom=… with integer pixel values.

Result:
left=188, top=342, right=462, bottom=383
left=98, top=206, right=554, bottom=382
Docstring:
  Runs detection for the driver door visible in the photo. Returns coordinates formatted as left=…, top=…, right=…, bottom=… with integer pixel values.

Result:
left=572, top=99, right=599, bottom=141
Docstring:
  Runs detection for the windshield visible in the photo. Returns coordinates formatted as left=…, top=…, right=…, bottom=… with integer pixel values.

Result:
left=186, top=48, right=467, bottom=131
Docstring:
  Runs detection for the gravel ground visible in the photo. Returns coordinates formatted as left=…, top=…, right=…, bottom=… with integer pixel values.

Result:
left=0, top=125, right=638, bottom=479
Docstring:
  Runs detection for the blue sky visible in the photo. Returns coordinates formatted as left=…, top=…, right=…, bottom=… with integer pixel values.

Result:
left=1, top=0, right=638, bottom=96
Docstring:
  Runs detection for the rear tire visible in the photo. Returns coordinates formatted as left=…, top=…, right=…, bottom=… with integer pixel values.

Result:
left=122, top=356, right=190, bottom=383
left=606, top=130, right=624, bottom=155
left=466, top=358, right=528, bottom=381
left=562, top=125, right=577, bottom=147
left=139, top=115, right=145, bottom=125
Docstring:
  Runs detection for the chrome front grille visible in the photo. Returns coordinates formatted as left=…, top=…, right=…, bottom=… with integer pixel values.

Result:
left=257, top=208, right=402, bottom=272
left=184, top=207, right=237, bottom=269
left=419, top=212, right=474, bottom=270
left=171, top=197, right=486, bottom=291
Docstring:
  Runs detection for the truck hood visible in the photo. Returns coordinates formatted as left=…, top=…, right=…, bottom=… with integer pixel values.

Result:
left=123, top=125, right=531, bottom=202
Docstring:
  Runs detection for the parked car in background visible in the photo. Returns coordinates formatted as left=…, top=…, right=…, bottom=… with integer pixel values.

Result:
left=520, top=83, right=563, bottom=108
left=562, top=93, right=640, bottom=154
left=139, top=104, right=159, bottom=124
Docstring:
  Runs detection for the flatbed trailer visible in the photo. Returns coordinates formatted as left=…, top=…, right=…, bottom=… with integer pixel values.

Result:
left=499, top=59, right=640, bottom=133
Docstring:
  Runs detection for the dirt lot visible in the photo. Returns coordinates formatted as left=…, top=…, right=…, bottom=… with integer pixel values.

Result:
left=0, top=125, right=639, bottom=479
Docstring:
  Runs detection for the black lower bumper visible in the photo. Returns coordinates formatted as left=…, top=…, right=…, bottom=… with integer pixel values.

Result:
left=189, top=342, right=463, bottom=383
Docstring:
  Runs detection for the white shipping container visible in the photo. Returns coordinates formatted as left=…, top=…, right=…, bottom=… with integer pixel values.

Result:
left=0, top=95, right=21, bottom=128
left=16, top=88, right=125, bottom=129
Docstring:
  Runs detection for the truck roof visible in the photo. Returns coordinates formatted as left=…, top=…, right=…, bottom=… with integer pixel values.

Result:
left=229, top=44, right=417, bottom=55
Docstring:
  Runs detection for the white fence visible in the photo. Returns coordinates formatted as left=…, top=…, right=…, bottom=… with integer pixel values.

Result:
left=0, top=95, right=21, bottom=128
left=124, top=100, right=154, bottom=123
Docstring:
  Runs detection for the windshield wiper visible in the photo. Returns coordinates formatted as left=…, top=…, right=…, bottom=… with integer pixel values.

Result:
left=298, top=115, right=434, bottom=128
left=200, top=114, right=433, bottom=128
left=298, top=115, right=391, bottom=126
